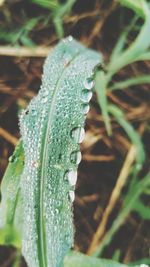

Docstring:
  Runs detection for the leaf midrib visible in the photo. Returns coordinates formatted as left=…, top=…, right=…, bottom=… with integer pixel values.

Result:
left=39, top=49, right=85, bottom=267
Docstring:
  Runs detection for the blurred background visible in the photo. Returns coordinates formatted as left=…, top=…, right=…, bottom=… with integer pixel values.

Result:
left=0, top=0, right=150, bottom=266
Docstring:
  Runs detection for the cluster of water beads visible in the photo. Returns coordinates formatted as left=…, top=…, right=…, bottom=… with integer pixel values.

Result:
left=66, top=76, right=95, bottom=203
left=17, top=37, right=102, bottom=267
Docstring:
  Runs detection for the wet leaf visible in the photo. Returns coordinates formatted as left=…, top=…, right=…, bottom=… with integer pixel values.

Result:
left=19, top=37, right=101, bottom=267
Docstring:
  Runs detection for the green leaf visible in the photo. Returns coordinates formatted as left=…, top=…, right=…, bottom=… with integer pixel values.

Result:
left=110, top=16, right=138, bottom=62
left=31, top=0, right=59, bottom=10
left=53, top=0, right=77, bottom=38
left=93, top=172, right=150, bottom=256
left=108, top=105, right=145, bottom=166
left=133, top=199, right=150, bottom=219
left=130, top=258, right=150, bottom=266
left=19, top=37, right=102, bottom=267
left=64, top=251, right=138, bottom=267
left=118, top=0, right=147, bottom=18
left=0, top=141, right=24, bottom=248
left=108, top=1, right=150, bottom=75
left=0, top=17, right=39, bottom=46
left=110, top=75, right=150, bottom=90
left=95, top=70, right=111, bottom=135
left=135, top=51, right=150, bottom=61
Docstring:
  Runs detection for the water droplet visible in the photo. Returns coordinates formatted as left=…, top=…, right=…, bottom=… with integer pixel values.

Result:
left=70, top=151, right=82, bottom=165
left=32, top=161, right=39, bottom=168
left=68, top=36, right=73, bottom=42
left=71, top=127, right=85, bottom=143
left=82, top=104, right=90, bottom=114
left=26, top=214, right=30, bottom=222
left=26, top=176, right=30, bottom=181
left=42, top=90, right=49, bottom=97
left=41, top=97, right=48, bottom=104
left=69, top=190, right=75, bottom=202
left=81, top=90, right=92, bottom=103
left=55, top=208, right=59, bottom=215
left=9, top=155, right=16, bottom=163
left=25, top=109, right=29, bottom=115
left=83, top=78, right=95, bottom=90
left=65, top=170, right=77, bottom=186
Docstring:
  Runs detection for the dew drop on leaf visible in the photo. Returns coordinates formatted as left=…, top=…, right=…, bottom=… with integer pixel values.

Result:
left=70, top=151, right=82, bottom=165
left=8, top=155, right=17, bottom=163
left=81, top=90, right=93, bottom=103
left=64, top=170, right=77, bottom=186
left=83, top=77, right=95, bottom=90
left=82, top=104, right=90, bottom=114
left=71, top=127, right=85, bottom=143
left=69, top=191, right=75, bottom=202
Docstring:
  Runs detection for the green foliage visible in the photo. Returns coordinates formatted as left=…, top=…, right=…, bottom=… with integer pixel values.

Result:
left=118, top=0, right=147, bottom=18
left=95, top=70, right=111, bottom=135
left=31, top=0, right=77, bottom=38
left=0, top=37, right=101, bottom=267
left=31, top=0, right=59, bottom=9
left=110, top=75, right=150, bottom=90
left=0, top=141, right=24, bottom=248
left=0, top=0, right=77, bottom=43
left=64, top=251, right=139, bottom=267
left=94, top=3, right=150, bottom=245
left=0, top=0, right=149, bottom=266
left=108, top=105, right=145, bottom=166
left=0, top=17, right=41, bottom=46
left=132, top=199, right=150, bottom=220
left=95, top=0, right=150, bottom=162
left=93, top=2, right=150, bottom=253
left=93, top=171, right=150, bottom=256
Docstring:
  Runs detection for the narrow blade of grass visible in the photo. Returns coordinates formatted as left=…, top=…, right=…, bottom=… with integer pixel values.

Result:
left=133, top=199, right=150, bottom=219
left=108, top=2, right=150, bottom=75
left=95, top=71, right=112, bottom=135
left=31, top=0, right=59, bottom=10
left=110, top=16, right=138, bottom=63
left=64, top=251, right=137, bottom=267
left=118, top=0, right=146, bottom=18
left=109, top=75, right=150, bottom=90
left=93, top=172, right=150, bottom=256
left=108, top=105, right=145, bottom=166
left=53, top=0, right=77, bottom=38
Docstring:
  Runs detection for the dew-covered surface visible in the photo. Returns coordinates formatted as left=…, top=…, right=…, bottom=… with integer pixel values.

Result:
left=18, top=37, right=102, bottom=267
left=0, top=1, right=150, bottom=267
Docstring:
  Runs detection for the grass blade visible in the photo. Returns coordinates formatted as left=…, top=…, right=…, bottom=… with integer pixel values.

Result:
left=31, top=0, right=59, bottom=10
left=108, top=1, right=150, bottom=75
left=133, top=199, right=150, bottom=219
left=19, top=37, right=101, bottom=267
left=95, top=70, right=112, bottom=135
left=93, top=172, right=150, bottom=256
left=0, top=141, right=24, bottom=248
left=118, top=0, right=146, bottom=18
left=108, top=105, right=145, bottom=166
left=64, top=251, right=136, bottom=267
left=109, top=75, right=150, bottom=90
